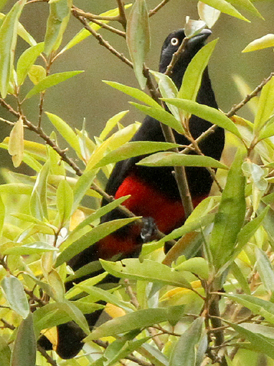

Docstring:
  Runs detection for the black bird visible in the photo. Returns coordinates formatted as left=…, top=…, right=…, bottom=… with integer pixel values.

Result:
left=39, top=28, right=225, bottom=359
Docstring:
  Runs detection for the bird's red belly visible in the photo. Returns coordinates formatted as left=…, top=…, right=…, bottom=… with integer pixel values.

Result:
left=114, top=174, right=206, bottom=233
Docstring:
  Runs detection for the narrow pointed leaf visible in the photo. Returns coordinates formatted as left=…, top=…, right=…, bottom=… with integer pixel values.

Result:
left=101, top=258, right=192, bottom=288
left=95, top=141, right=180, bottom=168
left=0, top=336, right=11, bottom=366
left=104, top=80, right=160, bottom=108
left=85, top=305, right=185, bottom=341
left=170, top=317, right=204, bottom=366
left=61, top=5, right=132, bottom=52
left=210, top=149, right=246, bottom=269
left=226, top=321, right=274, bottom=359
left=199, top=0, right=248, bottom=21
left=44, top=0, right=71, bottom=55
left=138, top=151, right=228, bottom=169
left=46, top=112, right=81, bottom=155
left=25, top=70, right=83, bottom=99
left=8, top=117, right=24, bottom=167
left=11, top=313, right=36, bottom=366
left=1, top=276, right=29, bottom=318
left=16, top=42, right=44, bottom=85
left=164, top=98, right=242, bottom=138
left=228, top=0, right=263, bottom=19
left=130, top=102, right=184, bottom=133
left=224, top=293, right=274, bottom=324
left=151, top=71, right=180, bottom=120
left=198, top=2, right=221, bottom=28
left=57, top=179, right=74, bottom=225
left=254, top=77, right=274, bottom=132
left=255, top=247, right=274, bottom=293
left=0, top=0, right=26, bottom=97
left=178, top=39, right=218, bottom=103
left=126, top=0, right=150, bottom=89
left=55, top=217, right=139, bottom=267
left=243, top=34, right=274, bottom=53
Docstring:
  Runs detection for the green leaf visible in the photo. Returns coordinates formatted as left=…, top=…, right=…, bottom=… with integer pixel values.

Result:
left=0, top=0, right=26, bottom=98
left=254, top=77, right=274, bottom=133
left=99, top=110, right=129, bottom=141
left=1, top=276, right=29, bottom=318
left=0, top=191, right=5, bottom=237
left=103, top=80, right=160, bottom=109
left=178, top=39, right=218, bottom=103
left=28, top=64, right=46, bottom=85
left=11, top=313, right=36, bottom=366
left=44, top=0, right=71, bottom=55
left=138, top=152, right=228, bottom=169
left=46, top=112, right=81, bottom=155
left=175, top=257, right=209, bottom=280
left=16, top=42, right=44, bottom=86
left=130, top=102, right=185, bottom=134
left=61, top=5, right=132, bottom=52
left=226, top=321, right=274, bottom=359
left=25, top=70, right=83, bottom=99
left=95, top=141, right=180, bottom=168
left=8, top=117, right=24, bottom=167
left=150, top=71, right=180, bottom=120
left=72, top=168, right=96, bottom=212
left=3, top=242, right=58, bottom=255
left=126, top=0, right=150, bottom=89
left=232, top=206, right=269, bottom=261
left=258, top=115, right=274, bottom=141
left=228, top=0, right=263, bottom=19
left=149, top=213, right=215, bottom=252
left=29, top=162, right=49, bottom=220
left=57, top=300, right=89, bottom=335
left=56, top=179, right=74, bottom=225
left=230, top=261, right=251, bottom=295
left=198, top=2, right=221, bottom=28
left=224, top=293, right=274, bottom=325
left=163, top=98, right=242, bottom=138
left=199, top=0, right=249, bottom=21
left=104, top=336, right=150, bottom=366
left=0, top=336, right=11, bottom=366
left=85, top=305, right=185, bottom=341
left=243, top=34, right=274, bottom=53
left=55, top=217, right=139, bottom=267
left=210, top=149, right=246, bottom=270
left=255, top=247, right=274, bottom=293
left=101, top=258, right=192, bottom=288
left=76, top=284, right=135, bottom=313
left=170, top=317, right=204, bottom=366
left=66, top=196, right=131, bottom=244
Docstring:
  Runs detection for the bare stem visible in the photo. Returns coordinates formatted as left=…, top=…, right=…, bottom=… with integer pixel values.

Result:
left=149, top=0, right=172, bottom=17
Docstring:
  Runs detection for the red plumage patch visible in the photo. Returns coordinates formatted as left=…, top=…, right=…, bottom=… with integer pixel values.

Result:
left=98, top=174, right=207, bottom=259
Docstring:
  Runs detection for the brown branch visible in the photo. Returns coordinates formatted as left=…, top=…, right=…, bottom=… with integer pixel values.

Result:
left=149, top=0, right=172, bottom=17
left=116, top=0, right=127, bottom=29
left=226, top=72, right=274, bottom=118
left=37, top=344, right=58, bottom=366
left=72, top=11, right=133, bottom=69
left=72, top=6, right=126, bottom=37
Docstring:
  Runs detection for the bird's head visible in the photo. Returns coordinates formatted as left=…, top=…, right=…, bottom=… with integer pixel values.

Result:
left=159, top=28, right=212, bottom=86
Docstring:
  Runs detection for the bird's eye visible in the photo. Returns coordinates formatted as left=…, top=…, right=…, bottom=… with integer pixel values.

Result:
left=170, top=37, right=179, bottom=46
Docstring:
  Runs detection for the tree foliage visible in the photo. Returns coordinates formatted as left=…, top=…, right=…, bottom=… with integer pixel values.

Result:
left=0, top=1, right=274, bottom=365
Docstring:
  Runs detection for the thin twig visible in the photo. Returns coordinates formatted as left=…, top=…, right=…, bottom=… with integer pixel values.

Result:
left=149, top=0, right=172, bottom=17
left=72, top=11, right=133, bottom=68
left=72, top=7, right=126, bottom=37
left=116, top=0, right=127, bottom=29
left=37, top=344, right=58, bottom=366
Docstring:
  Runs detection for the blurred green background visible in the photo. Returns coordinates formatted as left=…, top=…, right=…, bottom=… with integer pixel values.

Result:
left=0, top=0, right=274, bottom=176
